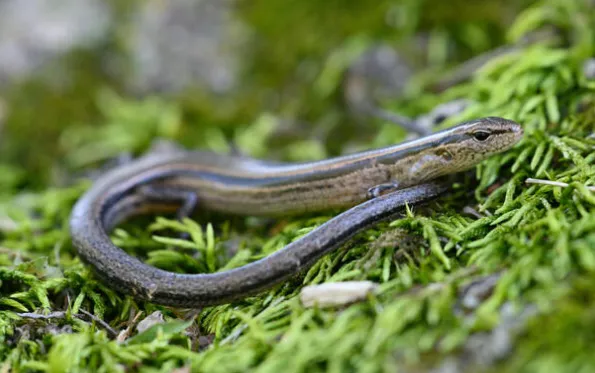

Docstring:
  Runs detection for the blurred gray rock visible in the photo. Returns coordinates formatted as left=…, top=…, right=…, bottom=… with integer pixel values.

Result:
left=126, top=0, right=248, bottom=94
left=583, top=58, right=595, bottom=80
left=344, top=44, right=413, bottom=110
left=0, top=0, right=110, bottom=83
left=0, top=0, right=246, bottom=95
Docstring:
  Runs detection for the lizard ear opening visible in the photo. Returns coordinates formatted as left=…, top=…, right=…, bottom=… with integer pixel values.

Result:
left=435, top=149, right=453, bottom=161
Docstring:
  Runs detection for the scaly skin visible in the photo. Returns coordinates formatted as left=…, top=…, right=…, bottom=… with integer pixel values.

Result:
left=70, top=117, right=523, bottom=307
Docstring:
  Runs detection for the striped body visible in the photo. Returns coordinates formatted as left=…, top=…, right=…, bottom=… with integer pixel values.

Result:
left=69, top=116, right=523, bottom=307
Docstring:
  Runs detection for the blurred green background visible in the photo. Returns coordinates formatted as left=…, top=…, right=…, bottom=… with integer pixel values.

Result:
left=0, top=0, right=534, bottom=191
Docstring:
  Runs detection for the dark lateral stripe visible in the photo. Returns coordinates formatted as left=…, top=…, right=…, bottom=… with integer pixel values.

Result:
left=174, top=133, right=466, bottom=188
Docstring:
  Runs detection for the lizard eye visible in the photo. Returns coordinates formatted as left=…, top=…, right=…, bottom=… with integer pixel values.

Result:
left=472, top=130, right=491, bottom=141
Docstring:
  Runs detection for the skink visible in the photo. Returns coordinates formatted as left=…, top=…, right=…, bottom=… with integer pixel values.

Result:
left=70, top=117, right=522, bottom=307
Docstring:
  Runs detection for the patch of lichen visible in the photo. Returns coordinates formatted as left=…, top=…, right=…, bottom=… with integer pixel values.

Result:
left=1, top=0, right=595, bottom=372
